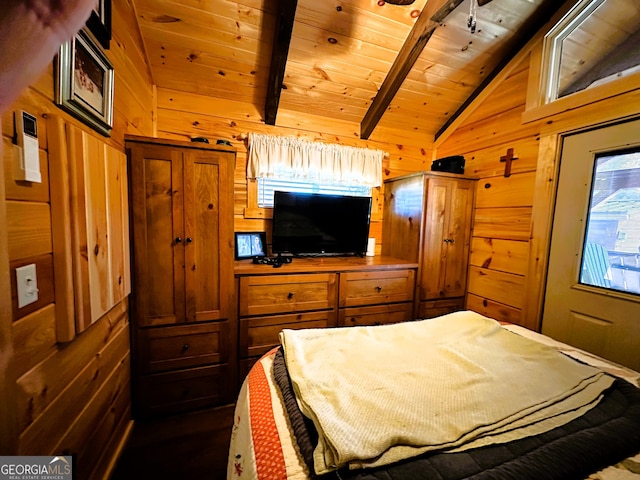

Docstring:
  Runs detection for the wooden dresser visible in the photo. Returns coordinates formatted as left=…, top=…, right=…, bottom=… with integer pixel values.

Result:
left=235, top=256, right=417, bottom=379
left=126, top=135, right=236, bottom=417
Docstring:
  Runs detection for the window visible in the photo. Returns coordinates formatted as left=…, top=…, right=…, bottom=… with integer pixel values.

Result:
left=257, top=178, right=371, bottom=208
left=540, top=0, right=640, bottom=105
left=580, top=148, right=640, bottom=295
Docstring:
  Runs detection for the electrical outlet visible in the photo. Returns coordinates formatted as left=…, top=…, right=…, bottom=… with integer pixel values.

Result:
left=16, top=263, right=38, bottom=308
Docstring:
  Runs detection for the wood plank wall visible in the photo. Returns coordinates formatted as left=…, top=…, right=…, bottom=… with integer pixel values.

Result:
left=0, top=1, right=154, bottom=477
left=435, top=55, right=536, bottom=326
left=154, top=89, right=435, bottom=254
left=435, top=30, right=640, bottom=330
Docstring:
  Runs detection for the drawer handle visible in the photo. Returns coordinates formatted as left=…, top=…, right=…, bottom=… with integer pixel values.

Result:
left=287, top=292, right=294, bottom=300
left=186, top=237, right=193, bottom=244
left=376, top=286, right=382, bottom=292
left=175, top=237, right=182, bottom=244
left=182, top=344, right=190, bottom=352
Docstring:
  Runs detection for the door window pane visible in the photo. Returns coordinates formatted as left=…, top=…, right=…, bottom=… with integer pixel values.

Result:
left=581, top=149, right=640, bottom=295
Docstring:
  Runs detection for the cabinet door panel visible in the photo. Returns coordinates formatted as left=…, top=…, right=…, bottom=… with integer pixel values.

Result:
left=183, top=150, right=234, bottom=322
left=68, top=126, right=130, bottom=331
left=421, top=179, right=450, bottom=300
left=381, top=175, right=423, bottom=262
left=444, top=180, right=475, bottom=298
left=130, top=144, right=185, bottom=326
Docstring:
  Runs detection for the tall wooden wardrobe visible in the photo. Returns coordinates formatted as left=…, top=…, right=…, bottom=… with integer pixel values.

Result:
left=126, top=136, right=236, bottom=417
left=382, top=171, right=477, bottom=319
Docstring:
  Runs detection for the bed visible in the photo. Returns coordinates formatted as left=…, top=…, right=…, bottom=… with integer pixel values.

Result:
left=227, top=311, right=640, bottom=480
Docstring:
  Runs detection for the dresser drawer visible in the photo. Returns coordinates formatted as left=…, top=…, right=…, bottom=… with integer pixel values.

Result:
left=239, top=310, right=337, bottom=358
left=138, top=322, right=229, bottom=374
left=136, top=364, right=228, bottom=417
left=339, top=302, right=414, bottom=327
left=239, top=273, right=337, bottom=316
left=418, top=298, right=465, bottom=319
left=339, top=269, right=415, bottom=307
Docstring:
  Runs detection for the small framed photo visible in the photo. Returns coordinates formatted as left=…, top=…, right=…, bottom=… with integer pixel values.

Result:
left=55, top=29, right=114, bottom=137
left=86, top=0, right=112, bottom=49
left=235, top=232, right=267, bottom=259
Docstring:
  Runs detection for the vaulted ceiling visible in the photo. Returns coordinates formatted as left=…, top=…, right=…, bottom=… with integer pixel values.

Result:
left=131, top=0, right=572, bottom=140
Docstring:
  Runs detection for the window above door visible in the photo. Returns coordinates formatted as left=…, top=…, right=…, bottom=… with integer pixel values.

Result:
left=524, top=0, right=640, bottom=122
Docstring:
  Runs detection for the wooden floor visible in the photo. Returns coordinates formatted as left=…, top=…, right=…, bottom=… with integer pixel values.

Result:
left=110, top=404, right=235, bottom=480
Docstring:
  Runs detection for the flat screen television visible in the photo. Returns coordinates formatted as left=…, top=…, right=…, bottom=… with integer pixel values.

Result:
left=272, top=191, right=372, bottom=256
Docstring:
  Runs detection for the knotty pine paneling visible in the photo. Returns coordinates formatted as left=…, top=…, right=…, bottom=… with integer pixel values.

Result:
left=5, top=202, right=51, bottom=261
left=436, top=57, right=536, bottom=326
left=11, top=305, right=57, bottom=377
left=0, top=0, right=152, bottom=469
left=18, top=320, right=130, bottom=453
left=466, top=294, right=522, bottom=324
left=473, top=207, right=532, bottom=241
left=462, top=138, right=539, bottom=178
left=469, top=238, right=529, bottom=276
left=467, top=266, right=525, bottom=310
left=156, top=88, right=433, bottom=237
left=475, top=171, right=536, bottom=209
left=439, top=106, right=541, bottom=156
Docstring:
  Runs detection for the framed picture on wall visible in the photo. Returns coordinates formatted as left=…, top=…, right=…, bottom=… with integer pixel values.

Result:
left=55, top=29, right=114, bottom=137
left=235, top=232, right=267, bottom=259
left=86, top=0, right=112, bottom=49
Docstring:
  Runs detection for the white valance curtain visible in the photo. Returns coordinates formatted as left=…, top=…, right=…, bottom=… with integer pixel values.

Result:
left=247, top=132, right=384, bottom=187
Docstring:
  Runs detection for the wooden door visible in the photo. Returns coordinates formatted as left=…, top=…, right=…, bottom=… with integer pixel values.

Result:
left=542, top=119, right=640, bottom=371
left=182, top=149, right=233, bottom=322
left=129, top=143, right=186, bottom=326
left=420, top=177, right=475, bottom=301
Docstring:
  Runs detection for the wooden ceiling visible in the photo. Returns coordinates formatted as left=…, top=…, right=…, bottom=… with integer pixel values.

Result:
left=132, top=0, right=568, bottom=140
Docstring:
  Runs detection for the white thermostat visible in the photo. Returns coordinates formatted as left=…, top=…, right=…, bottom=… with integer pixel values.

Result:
left=14, top=110, right=41, bottom=183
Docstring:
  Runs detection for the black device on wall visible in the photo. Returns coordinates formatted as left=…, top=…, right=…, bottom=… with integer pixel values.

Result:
left=272, top=191, right=372, bottom=256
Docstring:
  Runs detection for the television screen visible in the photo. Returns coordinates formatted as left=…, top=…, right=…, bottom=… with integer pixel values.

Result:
left=272, top=191, right=372, bottom=256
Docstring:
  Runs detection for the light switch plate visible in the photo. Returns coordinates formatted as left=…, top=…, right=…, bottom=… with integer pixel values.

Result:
left=16, top=263, right=38, bottom=308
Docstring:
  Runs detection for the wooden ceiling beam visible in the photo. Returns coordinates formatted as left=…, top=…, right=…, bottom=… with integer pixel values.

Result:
left=265, top=0, right=298, bottom=125
left=360, top=0, right=464, bottom=140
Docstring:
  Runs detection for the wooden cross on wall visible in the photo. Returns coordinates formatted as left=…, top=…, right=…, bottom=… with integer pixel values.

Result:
left=500, top=148, right=518, bottom=177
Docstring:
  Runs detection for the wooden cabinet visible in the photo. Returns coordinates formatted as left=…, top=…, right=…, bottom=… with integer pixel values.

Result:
left=127, top=136, right=235, bottom=417
left=235, top=257, right=417, bottom=379
left=382, top=172, right=476, bottom=318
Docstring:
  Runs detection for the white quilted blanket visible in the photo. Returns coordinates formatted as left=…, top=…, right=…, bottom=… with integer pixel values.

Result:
left=280, top=311, right=614, bottom=474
